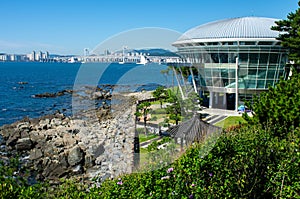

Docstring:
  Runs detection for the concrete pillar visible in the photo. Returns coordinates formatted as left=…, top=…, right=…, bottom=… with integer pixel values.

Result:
left=215, top=92, right=219, bottom=105
left=235, top=57, right=239, bottom=112
left=209, top=91, right=213, bottom=108
left=223, top=93, right=227, bottom=108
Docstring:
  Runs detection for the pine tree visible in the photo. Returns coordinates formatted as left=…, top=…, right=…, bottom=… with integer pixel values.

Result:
left=272, top=1, right=300, bottom=65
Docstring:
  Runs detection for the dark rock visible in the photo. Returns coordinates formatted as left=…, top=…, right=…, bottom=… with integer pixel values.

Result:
left=94, top=144, right=105, bottom=157
left=84, top=154, right=95, bottom=168
left=34, top=92, right=56, bottom=98
left=18, top=82, right=28, bottom=85
left=30, top=148, right=43, bottom=160
left=42, top=158, right=69, bottom=179
left=33, top=90, right=73, bottom=98
left=6, top=131, right=21, bottom=147
left=16, top=138, right=33, bottom=151
left=68, top=146, right=83, bottom=166
left=43, top=143, right=60, bottom=156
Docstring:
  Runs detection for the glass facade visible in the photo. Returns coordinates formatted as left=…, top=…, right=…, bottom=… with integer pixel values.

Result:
left=177, top=43, right=288, bottom=92
left=172, top=17, right=289, bottom=110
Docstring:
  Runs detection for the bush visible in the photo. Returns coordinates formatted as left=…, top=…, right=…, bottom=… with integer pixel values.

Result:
left=95, top=124, right=300, bottom=198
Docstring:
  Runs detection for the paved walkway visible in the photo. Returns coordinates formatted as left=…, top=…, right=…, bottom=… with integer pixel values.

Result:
left=200, top=107, right=240, bottom=117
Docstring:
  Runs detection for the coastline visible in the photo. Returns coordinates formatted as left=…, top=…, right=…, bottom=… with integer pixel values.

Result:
left=0, top=90, right=152, bottom=185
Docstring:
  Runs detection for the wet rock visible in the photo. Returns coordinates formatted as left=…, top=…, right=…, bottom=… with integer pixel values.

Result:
left=33, top=90, right=73, bottom=98
left=18, top=82, right=28, bottom=85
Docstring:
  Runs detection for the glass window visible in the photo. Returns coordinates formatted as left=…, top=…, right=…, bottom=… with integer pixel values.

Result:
left=207, top=42, right=219, bottom=46
left=228, top=78, right=236, bottom=85
left=240, top=41, right=256, bottom=45
left=257, top=80, right=266, bottom=88
left=239, top=67, right=248, bottom=77
left=228, top=53, right=236, bottom=63
left=204, top=54, right=211, bottom=63
left=213, top=77, right=222, bottom=87
left=239, top=53, right=248, bottom=63
left=222, top=78, right=229, bottom=86
left=259, top=53, right=269, bottom=64
left=205, top=78, right=213, bottom=86
left=212, top=69, right=220, bottom=77
left=258, top=41, right=273, bottom=45
left=205, top=69, right=212, bottom=77
left=221, top=69, right=228, bottom=79
left=267, top=70, right=275, bottom=79
left=248, top=69, right=257, bottom=76
left=228, top=69, right=235, bottom=78
left=269, top=54, right=279, bottom=64
left=219, top=53, right=228, bottom=63
left=210, top=53, right=219, bottom=63
left=245, top=79, right=256, bottom=89
left=257, top=69, right=267, bottom=78
left=249, top=53, right=259, bottom=64
left=222, top=42, right=237, bottom=45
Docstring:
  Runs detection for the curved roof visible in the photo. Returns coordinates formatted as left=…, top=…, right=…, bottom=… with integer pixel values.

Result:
left=177, top=17, right=280, bottom=41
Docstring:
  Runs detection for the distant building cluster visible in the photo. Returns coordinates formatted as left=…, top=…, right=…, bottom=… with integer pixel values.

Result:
left=0, top=51, right=50, bottom=62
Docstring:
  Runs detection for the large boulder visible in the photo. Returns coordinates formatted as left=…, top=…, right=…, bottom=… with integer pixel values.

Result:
left=16, top=138, right=33, bottom=151
left=68, top=146, right=83, bottom=166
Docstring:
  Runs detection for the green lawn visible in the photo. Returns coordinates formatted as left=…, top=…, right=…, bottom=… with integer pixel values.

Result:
left=215, top=116, right=247, bottom=129
left=139, top=133, right=158, bottom=142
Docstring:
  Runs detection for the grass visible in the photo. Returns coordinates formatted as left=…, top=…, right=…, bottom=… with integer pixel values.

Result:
left=215, top=116, right=247, bottom=129
left=139, top=133, right=158, bottom=142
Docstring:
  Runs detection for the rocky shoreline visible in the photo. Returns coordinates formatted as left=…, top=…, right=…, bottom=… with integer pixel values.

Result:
left=0, top=90, right=145, bottom=185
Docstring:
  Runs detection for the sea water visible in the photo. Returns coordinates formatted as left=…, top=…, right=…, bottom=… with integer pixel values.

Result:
left=0, top=62, right=172, bottom=126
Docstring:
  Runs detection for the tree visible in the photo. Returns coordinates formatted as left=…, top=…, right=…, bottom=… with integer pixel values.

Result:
left=244, top=71, right=300, bottom=137
left=135, top=102, right=151, bottom=135
left=272, top=1, right=300, bottom=65
left=182, top=92, right=202, bottom=119
left=152, top=86, right=167, bottom=108
left=166, top=89, right=182, bottom=125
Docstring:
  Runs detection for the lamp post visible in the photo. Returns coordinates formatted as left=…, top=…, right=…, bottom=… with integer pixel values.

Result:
left=235, top=56, right=239, bottom=112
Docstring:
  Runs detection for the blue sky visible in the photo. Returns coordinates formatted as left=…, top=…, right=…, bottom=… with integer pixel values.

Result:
left=0, top=0, right=298, bottom=55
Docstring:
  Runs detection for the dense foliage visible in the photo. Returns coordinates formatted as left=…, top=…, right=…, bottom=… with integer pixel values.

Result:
left=245, top=71, right=300, bottom=137
left=152, top=86, right=167, bottom=108
left=272, top=1, right=300, bottom=64
left=95, top=125, right=300, bottom=198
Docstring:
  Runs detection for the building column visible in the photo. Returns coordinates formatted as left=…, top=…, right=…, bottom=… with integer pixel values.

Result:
left=223, top=93, right=227, bottom=109
left=235, top=57, right=239, bottom=112
left=215, top=92, right=219, bottom=105
left=209, top=91, right=213, bottom=108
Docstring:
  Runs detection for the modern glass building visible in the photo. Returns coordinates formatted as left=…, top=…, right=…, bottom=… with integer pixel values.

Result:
left=173, top=17, right=289, bottom=110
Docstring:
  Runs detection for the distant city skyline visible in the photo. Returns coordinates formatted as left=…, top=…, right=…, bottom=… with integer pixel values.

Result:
left=0, top=0, right=298, bottom=55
